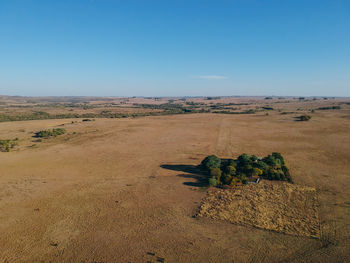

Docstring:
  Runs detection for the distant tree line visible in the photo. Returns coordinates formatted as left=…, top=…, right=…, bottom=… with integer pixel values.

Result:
left=317, top=106, right=341, bottom=110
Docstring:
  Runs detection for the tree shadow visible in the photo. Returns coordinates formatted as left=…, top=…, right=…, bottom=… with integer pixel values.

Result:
left=294, top=116, right=311, bottom=122
left=160, top=164, right=209, bottom=187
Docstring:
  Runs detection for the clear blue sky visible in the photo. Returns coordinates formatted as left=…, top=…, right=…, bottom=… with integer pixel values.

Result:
left=0, top=0, right=349, bottom=97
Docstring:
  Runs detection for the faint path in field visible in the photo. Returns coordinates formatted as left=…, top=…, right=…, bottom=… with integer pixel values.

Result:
left=215, top=116, right=235, bottom=157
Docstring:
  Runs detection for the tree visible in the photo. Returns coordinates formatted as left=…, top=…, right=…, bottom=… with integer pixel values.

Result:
left=252, top=168, right=263, bottom=176
left=272, top=152, right=285, bottom=165
left=201, top=155, right=221, bottom=170
left=263, top=155, right=281, bottom=167
left=210, top=168, right=222, bottom=182
left=225, top=165, right=236, bottom=176
left=256, top=160, right=269, bottom=172
left=227, top=159, right=237, bottom=167
left=240, top=164, right=253, bottom=176
left=236, top=173, right=247, bottom=183
left=250, top=155, right=258, bottom=162
left=280, top=173, right=286, bottom=181
left=221, top=174, right=232, bottom=185
left=237, top=153, right=251, bottom=166
left=208, top=177, right=217, bottom=186
left=274, top=173, right=281, bottom=180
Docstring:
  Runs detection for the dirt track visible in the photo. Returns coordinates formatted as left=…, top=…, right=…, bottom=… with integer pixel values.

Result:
left=0, top=111, right=350, bottom=262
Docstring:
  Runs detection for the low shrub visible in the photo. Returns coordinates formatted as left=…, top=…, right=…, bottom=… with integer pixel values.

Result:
left=34, top=128, right=66, bottom=138
left=0, top=139, right=18, bottom=152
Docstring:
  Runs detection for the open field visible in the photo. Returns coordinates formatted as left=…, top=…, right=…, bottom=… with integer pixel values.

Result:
left=1, top=95, right=349, bottom=122
left=0, top=97, right=350, bottom=262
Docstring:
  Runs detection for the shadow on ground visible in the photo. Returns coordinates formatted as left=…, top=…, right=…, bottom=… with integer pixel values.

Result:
left=160, top=164, right=209, bottom=187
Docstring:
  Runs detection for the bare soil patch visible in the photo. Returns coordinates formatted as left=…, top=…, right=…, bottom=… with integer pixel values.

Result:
left=197, top=180, right=320, bottom=238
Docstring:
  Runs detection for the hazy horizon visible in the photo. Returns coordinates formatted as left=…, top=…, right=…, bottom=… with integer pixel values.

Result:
left=1, top=94, right=350, bottom=99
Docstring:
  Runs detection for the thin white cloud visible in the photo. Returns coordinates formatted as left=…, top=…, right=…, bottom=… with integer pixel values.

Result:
left=195, top=75, right=228, bottom=80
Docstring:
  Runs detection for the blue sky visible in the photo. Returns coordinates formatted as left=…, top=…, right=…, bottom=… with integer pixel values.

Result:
left=0, top=0, right=349, bottom=96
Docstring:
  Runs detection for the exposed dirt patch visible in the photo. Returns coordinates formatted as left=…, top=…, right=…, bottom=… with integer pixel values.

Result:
left=197, top=180, right=320, bottom=238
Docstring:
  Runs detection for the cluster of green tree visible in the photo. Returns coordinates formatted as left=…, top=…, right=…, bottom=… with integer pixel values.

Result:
left=201, top=153, right=292, bottom=187
left=317, top=106, right=341, bottom=110
left=34, top=128, right=66, bottom=138
left=0, top=138, right=18, bottom=152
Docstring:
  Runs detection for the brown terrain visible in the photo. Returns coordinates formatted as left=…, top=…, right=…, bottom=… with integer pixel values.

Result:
left=0, top=96, right=350, bottom=262
left=197, top=181, right=320, bottom=238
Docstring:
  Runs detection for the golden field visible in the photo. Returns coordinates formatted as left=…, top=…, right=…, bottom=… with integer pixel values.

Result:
left=0, top=97, right=349, bottom=262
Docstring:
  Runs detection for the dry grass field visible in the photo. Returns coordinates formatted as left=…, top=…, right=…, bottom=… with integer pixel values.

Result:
left=0, top=97, right=350, bottom=262
left=197, top=181, right=320, bottom=238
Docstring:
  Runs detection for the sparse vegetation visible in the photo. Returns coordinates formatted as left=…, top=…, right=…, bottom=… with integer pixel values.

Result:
left=34, top=128, right=66, bottom=138
left=0, top=138, right=18, bottom=152
left=0, top=96, right=349, bottom=262
left=317, top=106, right=341, bottom=110
left=201, top=153, right=292, bottom=187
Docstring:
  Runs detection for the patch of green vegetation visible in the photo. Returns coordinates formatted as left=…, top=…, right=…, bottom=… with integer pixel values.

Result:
left=317, top=106, right=341, bottom=110
left=0, top=138, right=18, bottom=152
left=201, top=152, right=292, bottom=187
left=34, top=128, right=66, bottom=138
left=201, top=155, right=221, bottom=170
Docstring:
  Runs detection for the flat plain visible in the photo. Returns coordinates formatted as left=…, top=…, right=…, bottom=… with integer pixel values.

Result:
left=0, top=96, right=349, bottom=262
